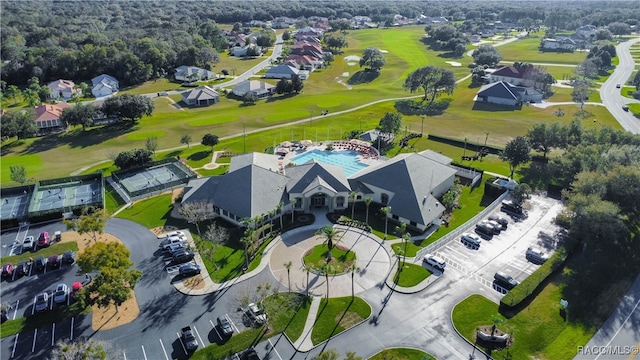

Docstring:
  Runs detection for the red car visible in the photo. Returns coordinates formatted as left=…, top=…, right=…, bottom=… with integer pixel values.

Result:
left=37, top=232, right=50, bottom=248
left=71, top=282, right=83, bottom=300
left=1, top=264, right=13, bottom=279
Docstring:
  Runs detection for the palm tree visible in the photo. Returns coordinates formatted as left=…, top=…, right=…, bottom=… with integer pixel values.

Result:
left=349, top=263, right=360, bottom=299
left=284, top=261, right=292, bottom=292
left=315, top=225, right=344, bottom=262
left=290, top=198, right=297, bottom=222
left=268, top=209, right=276, bottom=232
left=305, top=267, right=310, bottom=298
left=348, top=192, right=358, bottom=219
left=364, top=197, right=372, bottom=225
left=381, top=206, right=391, bottom=240
left=277, top=202, right=284, bottom=230
left=395, top=221, right=406, bottom=237
left=402, top=232, right=411, bottom=263
left=323, top=264, right=335, bottom=299
left=240, top=228, right=254, bottom=269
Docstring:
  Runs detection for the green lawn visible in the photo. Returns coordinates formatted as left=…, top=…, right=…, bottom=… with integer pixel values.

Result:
left=628, top=103, right=640, bottom=116
left=196, top=165, right=229, bottom=177
left=498, top=37, right=588, bottom=65
left=393, top=262, right=431, bottom=287
left=115, top=193, right=174, bottom=228
left=119, top=78, right=185, bottom=95
left=303, top=244, right=356, bottom=274
left=0, top=317, right=26, bottom=338
left=369, top=348, right=436, bottom=360
left=452, top=285, right=594, bottom=360
left=0, top=242, right=78, bottom=264
left=311, top=296, right=371, bottom=345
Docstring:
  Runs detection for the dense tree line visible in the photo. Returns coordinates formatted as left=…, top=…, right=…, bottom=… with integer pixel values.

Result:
left=2, top=1, right=639, bottom=87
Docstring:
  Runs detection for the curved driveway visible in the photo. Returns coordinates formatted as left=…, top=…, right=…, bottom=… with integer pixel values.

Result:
left=600, top=37, right=640, bottom=134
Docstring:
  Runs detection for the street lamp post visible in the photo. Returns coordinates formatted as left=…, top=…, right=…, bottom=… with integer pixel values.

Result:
left=243, top=122, right=246, bottom=153
left=310, top=111, right=313, bottom=127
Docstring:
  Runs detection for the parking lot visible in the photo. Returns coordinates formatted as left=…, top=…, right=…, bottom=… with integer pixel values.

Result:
left=431, top=195, right=564, bottom=301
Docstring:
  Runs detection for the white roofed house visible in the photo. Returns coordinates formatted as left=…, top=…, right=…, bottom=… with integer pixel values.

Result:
left=232, top=80, right=275, bottom=98
left=264, top=64, right=301, bottom=79
left=47, top=80, right=78, bottom=101
left=181, top=85, right=220, bottom=107
left=174, top=66, right=216, bottom=82
left=91, top=74, right=119, bottom=98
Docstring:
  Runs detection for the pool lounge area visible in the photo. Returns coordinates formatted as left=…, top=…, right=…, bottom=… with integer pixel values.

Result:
left=291, top=150, right=369, bottom=177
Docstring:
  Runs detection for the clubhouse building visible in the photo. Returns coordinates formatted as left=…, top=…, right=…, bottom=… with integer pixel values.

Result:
left=181, top=149, right=462, bottom=233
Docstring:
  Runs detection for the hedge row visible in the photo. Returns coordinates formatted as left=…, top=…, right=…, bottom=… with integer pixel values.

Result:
left=427, top=134, right=503, bottom=155
left=500, top=247, right=567, bottom=309
left=337, top=216, right=372, bottom=232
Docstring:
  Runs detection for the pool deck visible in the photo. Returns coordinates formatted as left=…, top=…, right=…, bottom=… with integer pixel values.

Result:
left=278, top=142, right=386, bottom=176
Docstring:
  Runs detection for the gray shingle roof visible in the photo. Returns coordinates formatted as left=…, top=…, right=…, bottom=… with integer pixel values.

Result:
left=286, top=162, right=350, bottom=194
left=350, top=153, right=455, bottom=225
left=228, top=153, right=281, bottom=173
left=477, top=81, right=519, bottom=100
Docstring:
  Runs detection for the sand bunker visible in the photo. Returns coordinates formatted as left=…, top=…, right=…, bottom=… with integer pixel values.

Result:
left=379, top=49, right=389, bottom=53
left=344, top=55, right=361, bottom=62
left=342, top=72, right=350, bottom=77
left=445, top=61, right=462, bottom=67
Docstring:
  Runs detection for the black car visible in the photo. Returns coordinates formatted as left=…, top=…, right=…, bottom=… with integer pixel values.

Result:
left=217, top=316, right=234, bottom=337
left=243, top=348, right=261, bottom=360
left=172, top=250, right=195, bottom=264
left=15, top=261, right=30, bottom=277
left=62, top=250, right=75, bottom=264
left=34, top=256, right=47, bottom=271
left=48, top=255, right=61, bottom=269
left=179, top=263, right=201, bottom=277
left=488, top=214, right=508, bottom=230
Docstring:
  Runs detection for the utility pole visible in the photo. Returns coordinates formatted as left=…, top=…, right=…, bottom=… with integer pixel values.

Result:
left=310, top=111, right=313, bottom=127
left=421, top=115, right=425, bottom=135
left=243, top=122, right=246, bottom=153
left=484, top=131, right=490, bottom=148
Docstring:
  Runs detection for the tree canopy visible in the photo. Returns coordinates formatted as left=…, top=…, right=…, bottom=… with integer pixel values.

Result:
left=500, top=136, right=531, bottom=179
left=359, top=47, right=385, bottom=72
left=101, top=94, right=154, bottom=121
left=114, top=149, right=153, bottom=170
left=77, top=241, right=133, bottom=273
left=403, top=66, right=456, bottom=106
left=377, top=112, right=402, bottom=136
left=60, top=102, right=97, bottom=131
left=202, top=133, right=219, bottom=151
left=472, top=44, right=502, bottom=66
left=63, top=207, right=108, bottom=243
left=1, top=109, right=38, bottom=139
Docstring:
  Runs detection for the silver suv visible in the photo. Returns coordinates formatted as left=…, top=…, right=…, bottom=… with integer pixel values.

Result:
left=423, top=253, right=446, bottom=270
left=247, top=303, right=267, bottom=325
left=526, top=247, right=549, bottom=264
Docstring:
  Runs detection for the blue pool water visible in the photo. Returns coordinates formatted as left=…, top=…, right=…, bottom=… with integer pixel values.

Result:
left=291, top=149, right=369, bottom=177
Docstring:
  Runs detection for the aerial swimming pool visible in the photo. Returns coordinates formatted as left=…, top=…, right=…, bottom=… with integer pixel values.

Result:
left=291, top=149, right=369, bottom=177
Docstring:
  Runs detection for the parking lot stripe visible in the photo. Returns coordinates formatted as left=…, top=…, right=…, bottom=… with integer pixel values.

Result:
left=268, top=339, right=283, bottom=360
left=141, top=345, right=148, bottom=360
left=211, top=321, right=222, bottom=339
left=13, top=299, right=19, bottom=320
left=159, top=339, right=169, bottom=360
left=31, top=295, right=36, bottom=316
left=31, top=329, right=37, bottom=352
left=11, top=333, right=19, bottom=358
left=51, top=323, right=56, bottom=346
left=70, top=317, right=74, bottom=340
left=227, top=314, right=240, bottom=334
left=177, top=332, right=187, bottom=355
left=193, top=325, right=205, bottom=347
left=123, top=351, right=127, bottom=360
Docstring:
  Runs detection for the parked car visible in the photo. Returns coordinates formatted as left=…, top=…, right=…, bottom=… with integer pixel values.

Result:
left=181, top=326, right=198, bottom=351
left=422, top=253, right=446, bottom=271
left=247, top=303, right=267, bottom=325
left=62, top=250, right=75, bottom=264
left=475, top=223, right=494, bottom=239
left=526, top=247, right=549, bottom=264
left=622, top=105, right=629, bottom=112
left=242, top=347, right=261, bottom=360
left=22, top=236, right=36, bottom=253
left=157, top=231, right=185, bottom=240
left=494, top=271, right=519, bottom=290
left=172, top=250, right=195, bottom=264
left=35, top=292, right=49, bottom=312
left=48, top=254, right=61, bottom=269
left=71, top=282, right=83, bottom=300
left=501, top=200, right=527, bottom=219
left=479, top=220, right=501, bottom=234
left=160, top=237, right=186, bottom=249
left=616, top=83, right=621, bottom=88
left=37, top=232, right=50, bottom=248
left=217, top=316, right=234, bottom=337
left=179, top=263, right=201, bottom=277
left=15, top=261, right=30, bottom=277
left=34, top=256, right=47, bottom=271
left=54, top=231, right=62, bottom=242
left=2, top=264, right=14, bottom=279
left=488, top=214, right=508, bottom=230
left=53, top=283, right=68, bottom=304
left=460, top=233, right=481, bottom=249
left=165, top=243, right=187, bottom=254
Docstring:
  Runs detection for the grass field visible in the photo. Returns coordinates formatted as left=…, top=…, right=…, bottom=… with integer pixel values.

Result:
left=393, top=262, right=431, bottom=287
left=0, top=26, right=619, bottom=187
left=497, top=36, right=588, bottom=65
left=311, top=296, right=371, bottom=345
left=369, top=348, right=436, bottom=360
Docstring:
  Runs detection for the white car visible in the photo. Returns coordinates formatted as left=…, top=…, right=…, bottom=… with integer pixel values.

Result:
left=157, top=231, right=185, bottom=240
left=247, top=303, right=267, bottom=325
left=526, top=247, right=549, bottom=264
left=22, top=236, right=36, bottom=252
left=53, top=283, right=68, bottom=304
left=423, top=253, right=446, bottom=270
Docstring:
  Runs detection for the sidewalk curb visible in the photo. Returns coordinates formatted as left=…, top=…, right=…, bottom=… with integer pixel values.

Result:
left=449, top=295, right=495, bottom=360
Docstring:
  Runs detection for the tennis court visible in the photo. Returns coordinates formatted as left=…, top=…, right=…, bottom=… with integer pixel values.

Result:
left=112, top=161, right=196, bottom=199
left=0, top=191, right=30, bottom=220
left=30, top=181, right=102, bottom=213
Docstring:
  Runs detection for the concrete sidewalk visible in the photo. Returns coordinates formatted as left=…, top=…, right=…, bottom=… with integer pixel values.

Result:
left=292, top=296, right=322, bottom=351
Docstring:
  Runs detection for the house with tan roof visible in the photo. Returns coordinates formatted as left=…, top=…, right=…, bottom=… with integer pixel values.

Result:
left=174, top=66, right=215, bottom=82
left=47, top=80, right=78, bottom=101
left=232, top=80, right=276, bottom=98
left=34, top=103, right=70, bottom=133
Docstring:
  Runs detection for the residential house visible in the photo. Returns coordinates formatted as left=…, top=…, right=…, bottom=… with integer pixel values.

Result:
left=475, top=81, right=542, bottom=107
left=181, top=86, right=220, bottom=107
left=232, top=80, right=276, bottom=98
left=47, top=80, right=78, bottom=101
left=181, top=149, right=457, bottom=232
left=265, top=64, right=307, bottom=79
left=34, top=103, right=70, bottom=133
left=576, top=25, right=597, bottom=39
left=230, top=44, right=262, bottom=57
left=294, top=27, right=324, bottom=41
left=290, top=41, right=323, bottom=58
left=174, top=66, right=215, bottom=82
left=284, top=55, right=323, bottom=71
left=489, top=66, right=534, bottom=87
left=91, top=74, right=118, bottom=98
left=272, top=16, right=295, bottom=29
left=540, top=38, right=577, bottom=52
left=416, top=15, right=448, bottom=24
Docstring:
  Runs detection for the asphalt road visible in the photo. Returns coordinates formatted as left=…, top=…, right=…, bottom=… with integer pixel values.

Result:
left=600, top=37, right=640, bottom=134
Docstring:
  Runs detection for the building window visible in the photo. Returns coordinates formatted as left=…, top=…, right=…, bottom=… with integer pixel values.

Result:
left=381, top=193, right=389, bottom=205
left=410, top=221, right=417, bottom=227
left=356, top=195, right=362, bottom=200
left=392, top=214, right=399, bottom=220
left=336, top=196, right=345, bottom=207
